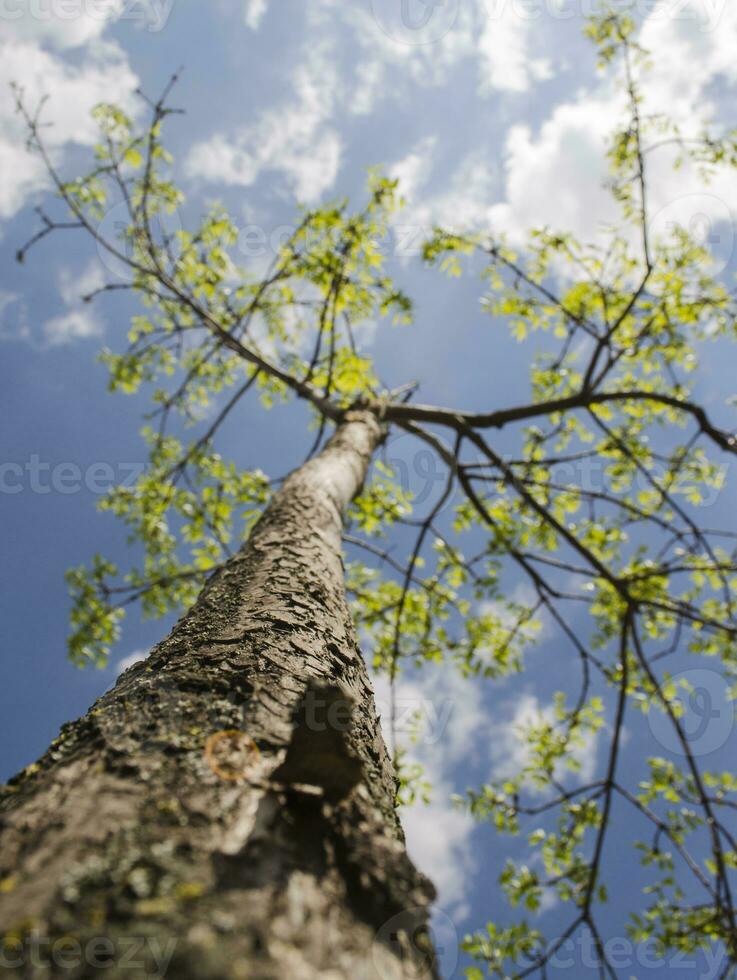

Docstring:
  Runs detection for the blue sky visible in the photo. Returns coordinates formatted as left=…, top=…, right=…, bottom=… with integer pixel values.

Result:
left=2, top=1, right=737, bottom=976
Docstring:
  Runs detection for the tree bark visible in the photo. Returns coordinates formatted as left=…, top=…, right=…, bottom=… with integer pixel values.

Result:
left=0, top=410, right=437, bottom=979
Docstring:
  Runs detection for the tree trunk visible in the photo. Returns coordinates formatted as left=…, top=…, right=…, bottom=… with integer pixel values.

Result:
left=0, top=410, right=437, bottom=980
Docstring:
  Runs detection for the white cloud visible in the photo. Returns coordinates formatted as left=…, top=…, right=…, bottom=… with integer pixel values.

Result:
left=639, top=0, right=737, bottom=117
left=58, top=259, right=106, bottom=306
left=0, top=35, right=138, bottom=220
left=0, top=290, right=18, bottom=316
left=0, top=0, right=124, bottom=50
left=371, top=657, right=597, bottom=916
left=339, top=1, right=737, bottom=267
left=372, top=665, right=484, bottom=916
left=43, top=260, right=106, bottom=346
left=426, top=152, right=497, bottom=230
left=350, top=58, right=386, bottom=116
left=0, top=0, right=172, bottom=47
left=489, top=692, right=600, bottom=790
left=401, top=783, right=475, bottom=918
left=486, top=1, right=737, bottom=250
left=194, top=0, right=557, bottom=203
left=116, top=648, right=149, bottom=673
left=332, top=0, right=553, bottom=102
left=389, top=137, right=437, bottom=202
left=185, top=46, right=343, bottom=202
left=243, top=0, right=268, bottom=30
left=389, top=140, right=497, bottom=253
left=0, top=131, right=48, bottom=221
left=488, top=96, right=620, bottom=246
left=44, top=309, right=102, bottom=346
left=0, top=290, right=26, bottom=342
left=478, top=3, right=552, bottom=93
left=2, top=259, right=107, bottom=347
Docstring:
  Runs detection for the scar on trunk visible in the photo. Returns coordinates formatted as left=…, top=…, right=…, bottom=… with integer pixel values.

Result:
left=271, top=682, right=364, bottom=802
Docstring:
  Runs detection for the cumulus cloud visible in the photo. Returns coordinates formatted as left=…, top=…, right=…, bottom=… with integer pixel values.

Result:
left=43, top=260, right=106, bottom=346
left=371, top=653, right=597, bottom=916
left=478, top=2, right=552, bottom=93
left=44, top=309, right=102, bottom=346
left=330, top=0, right=550, bottom=97
left=0, top=10, right=139, bottom=221
left=389, top=136, right=437, bottom=202
left=0, top=0, right=173, bottom=47
left=243, top=0, right=269, bottom=30
left=185, top=45, right=342, bottom=202
left=487, top=1, right=737, bottom=249
left=487, top=94, right=621, bottom=245
left=192, top=0, right=557, bottom=202
left=388, top=139, right=497, bottom=253
left=59, top=259, right=106, bottom=306
left=371, top=665, right=485, bottom=917
left=401, top=787, right=475, bottom=919
left=639, top=0, right=737, bottom=115
left=418, top=151, right=497, bottom=230
left=0, top=0, right=124, bottom=50
left=377, top=2, right=737, bottom=265
left=3, top=256, right=108, bottom=349
left=488, top=691, right=600, bottom=789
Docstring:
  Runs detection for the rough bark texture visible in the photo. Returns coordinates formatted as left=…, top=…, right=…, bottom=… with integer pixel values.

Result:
left=0, top=411, right=437, bottom=979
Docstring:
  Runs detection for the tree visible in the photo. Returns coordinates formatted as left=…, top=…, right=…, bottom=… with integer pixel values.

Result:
left=3, top=8, right=737, bottom=978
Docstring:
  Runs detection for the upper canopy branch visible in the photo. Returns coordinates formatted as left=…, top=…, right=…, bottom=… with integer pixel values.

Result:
left=382, top=390, right=737, bottom=456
